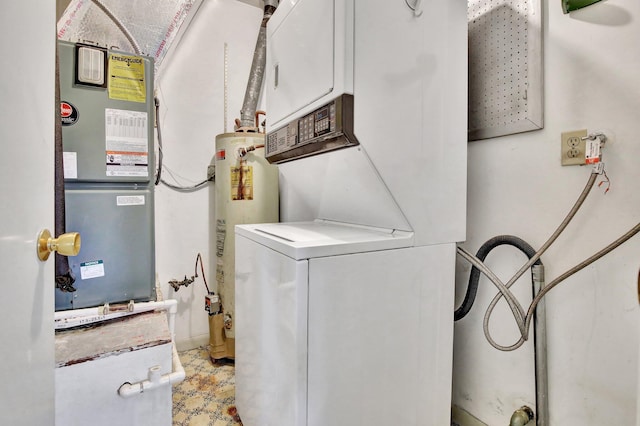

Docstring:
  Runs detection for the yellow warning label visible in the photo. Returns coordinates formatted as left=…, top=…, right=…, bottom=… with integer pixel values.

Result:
left=108, top=53, right=146, bottom=103
left=231, top=165, right=253, bottom=200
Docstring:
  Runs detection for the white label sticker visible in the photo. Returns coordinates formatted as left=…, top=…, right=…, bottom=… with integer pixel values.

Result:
left=116, top=195, right=145, bottom=206
left=105, top=109, right=149, bottom=177
left=63, top=152, right=78, bottom=179
left=585, top=138, right=601, bottom=164
left=80, top=260, right=105, bottom=280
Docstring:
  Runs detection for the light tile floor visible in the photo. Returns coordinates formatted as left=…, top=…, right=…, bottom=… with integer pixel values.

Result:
left=174, top=346, right=463, bottom=426
left=173, top=347, right=242, bottom=426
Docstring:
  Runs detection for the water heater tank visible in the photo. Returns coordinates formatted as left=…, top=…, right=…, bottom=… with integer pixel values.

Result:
left=209, top=133, right=279, bottom=359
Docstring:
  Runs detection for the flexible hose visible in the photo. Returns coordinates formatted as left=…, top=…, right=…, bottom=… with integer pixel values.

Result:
left=456, top=246, right=526, bottom=329
left=482, top=172, right=598, bottom=350
left=455, top=235, right=542, bottom=321
left=461, top=221, right=640, bottom=351
left=239, top=4, right=277, bottom=128
left=523, top=221, right=640, bottom=334
left=457, top=170, right=639, bottom=351
left=503, top=172, right=597, bottom=290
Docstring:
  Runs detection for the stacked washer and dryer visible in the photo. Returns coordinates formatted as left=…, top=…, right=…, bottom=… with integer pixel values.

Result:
left=234, top=0, right=467, bottom=425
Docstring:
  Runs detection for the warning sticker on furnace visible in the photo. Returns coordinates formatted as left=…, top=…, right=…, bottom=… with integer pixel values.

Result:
left=108, top=53, right=146, bottom=103
left=105, top=109, right=149, bottom=177
left=80, top=260, right=105, bottom=280
left=230, top=165, right=253, bottom=200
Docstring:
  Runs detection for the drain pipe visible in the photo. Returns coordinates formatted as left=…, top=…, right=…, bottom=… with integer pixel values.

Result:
left=456, top=237, right=549, bottom=426
left=532, top=264, right=549, bottom=426
left=54, top=299, right=178, bottom=339
left=238, top=0, right=279, bottom=130
left=118, top=344, right=185, bottom=397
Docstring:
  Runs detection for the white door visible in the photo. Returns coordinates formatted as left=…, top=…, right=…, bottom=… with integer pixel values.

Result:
left=0, top=3, right=56, bottom=424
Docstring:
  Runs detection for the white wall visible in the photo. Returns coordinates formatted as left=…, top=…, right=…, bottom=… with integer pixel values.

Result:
left=453, top=1, right=640, bottom=425
left=154, top=0, right=262, bottom=350
left=154, top=0, right=640, bottom=422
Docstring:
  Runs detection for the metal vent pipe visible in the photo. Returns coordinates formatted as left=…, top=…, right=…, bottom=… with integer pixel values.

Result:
left=238, top=0, right=278, bottom=130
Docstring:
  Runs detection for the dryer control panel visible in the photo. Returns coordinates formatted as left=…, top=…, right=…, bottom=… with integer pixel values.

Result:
left=266, top=94, right=358, bottom=164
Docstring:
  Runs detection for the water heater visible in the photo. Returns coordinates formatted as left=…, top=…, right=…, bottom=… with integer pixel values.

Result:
left=209, top=133, right=278, bottom=359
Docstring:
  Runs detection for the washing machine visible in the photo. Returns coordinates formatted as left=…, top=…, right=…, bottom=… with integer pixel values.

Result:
left=235, top=221, right=456, bottom=426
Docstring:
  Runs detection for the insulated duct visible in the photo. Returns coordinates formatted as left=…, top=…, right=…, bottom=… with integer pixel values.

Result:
left=57, top=0, right=203, bottom=80
left=238, top=0, right=278, bottom=130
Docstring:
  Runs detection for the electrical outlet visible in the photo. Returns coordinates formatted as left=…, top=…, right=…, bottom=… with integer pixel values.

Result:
left=561, top=129, right=587, bottom=166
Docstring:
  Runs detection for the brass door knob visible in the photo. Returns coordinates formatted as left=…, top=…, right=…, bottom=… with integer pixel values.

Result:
left=37, top=229, right=81, bottom=261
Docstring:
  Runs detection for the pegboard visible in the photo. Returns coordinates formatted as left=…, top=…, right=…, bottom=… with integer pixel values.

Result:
left=468, top=0, right=543, bottom=141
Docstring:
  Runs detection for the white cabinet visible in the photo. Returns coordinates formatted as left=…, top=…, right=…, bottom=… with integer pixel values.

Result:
left=55, top=312, right=173, bottom=426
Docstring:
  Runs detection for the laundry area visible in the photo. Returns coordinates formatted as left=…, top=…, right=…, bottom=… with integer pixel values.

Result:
left=1, top=0, right=640, bottom=425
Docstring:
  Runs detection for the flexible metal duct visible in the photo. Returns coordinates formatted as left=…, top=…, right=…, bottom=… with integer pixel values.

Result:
left=238, top=0, right=278, bottom=129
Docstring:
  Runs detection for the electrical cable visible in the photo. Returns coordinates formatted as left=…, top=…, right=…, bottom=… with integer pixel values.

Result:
left=90, top=0, right=142, bottom=55
left=160, top=175, right=210, bottom=192
left=90, top=0, right=205, bottom=193
left=88, top=2, right=207, bottom=192
left=153, top=96, right=211, bottom=191
left=404, top=0, right=423, bottom=16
